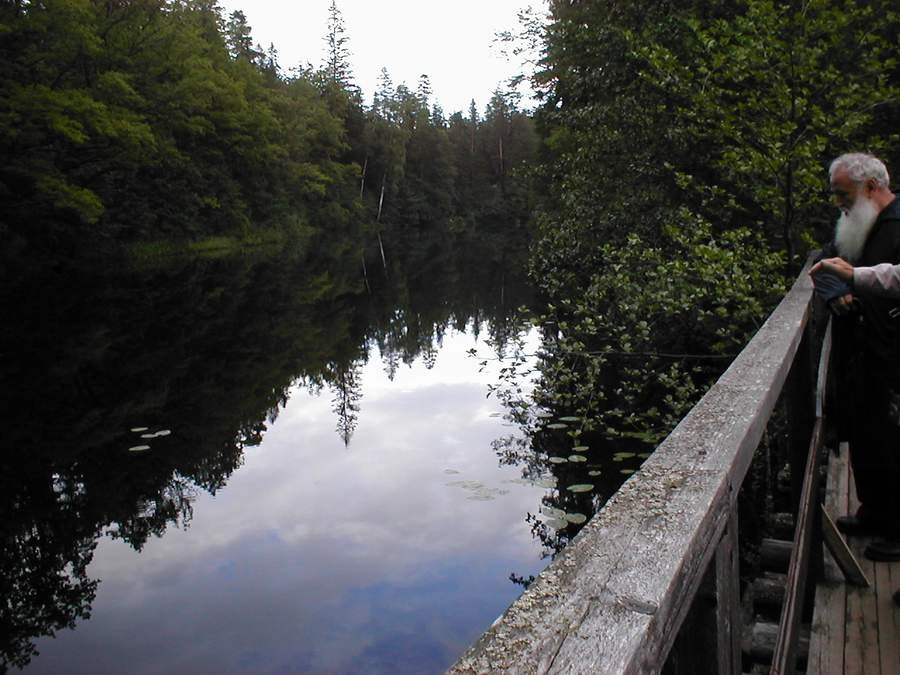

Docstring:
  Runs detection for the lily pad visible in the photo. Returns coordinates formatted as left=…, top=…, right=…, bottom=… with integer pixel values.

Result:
left=545, top=517, right=569, bottom=530
left=572, top=445, right=590, bottom=452
left=541, top=506, right=567, bottom=519
left=548, top=456, right=568, bottom=464
left=128, top=445, right=150, bottom=452
left=532, top=477, right=558, bottom=488
left=620, top=469, right=636, bottom=475
left=130, top=427, right=149, bottom=433
left=613, top=452, right=637, bottom=460
left=565, top=513, right=588, bottom=524
left=567, top=454, right=587, bottom=462
left=545, top=423, right=568, bottom=430
left=566, top=483, right=594, bottom=493
left=588, top=470, right=603, bottom=476
left=557, top=416, right=582, bottom=423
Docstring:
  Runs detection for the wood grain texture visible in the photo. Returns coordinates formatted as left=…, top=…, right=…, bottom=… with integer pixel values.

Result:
left=808, top=445, right=849, bottom=675
left=772, top=418, right=825, bottom=674
left=716, top=507, right=741, bottom=675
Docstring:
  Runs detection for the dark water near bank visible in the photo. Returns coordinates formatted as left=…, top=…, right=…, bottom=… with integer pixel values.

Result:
left=1, top=231, right=647, bottom=673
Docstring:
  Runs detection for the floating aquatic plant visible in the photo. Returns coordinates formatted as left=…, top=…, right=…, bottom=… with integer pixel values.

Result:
left=541, top=506, right=567, bottom=519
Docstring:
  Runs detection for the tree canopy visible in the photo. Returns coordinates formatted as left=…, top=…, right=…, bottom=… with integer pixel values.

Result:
left=0, top=0, right=537, bottom=267
left=511, top=0, right=900, bottom=445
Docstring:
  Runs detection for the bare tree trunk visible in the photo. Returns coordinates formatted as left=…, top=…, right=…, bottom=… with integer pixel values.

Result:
left=377, top=173, right=386, bottom=222
left=377, top=232, right=387, bottom=271
left=361, top=252, right=370, bottom=293
left=377, top=173, right=387, bottom=272
left=360, top=155, right=368, bottom=199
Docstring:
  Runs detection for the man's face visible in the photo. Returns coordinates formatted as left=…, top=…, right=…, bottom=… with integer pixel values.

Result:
left=830, top=167, right=869, bottom=214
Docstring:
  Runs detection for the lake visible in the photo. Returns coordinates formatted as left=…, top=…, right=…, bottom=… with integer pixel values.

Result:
left=1, top=232, right=643, bottom=673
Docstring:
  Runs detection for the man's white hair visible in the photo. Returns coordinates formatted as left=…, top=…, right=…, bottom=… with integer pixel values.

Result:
left=829, top=153, right=890, bottom=188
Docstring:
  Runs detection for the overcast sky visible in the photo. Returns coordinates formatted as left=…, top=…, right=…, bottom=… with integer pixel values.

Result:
left=216, top=0, right=543, bottom=115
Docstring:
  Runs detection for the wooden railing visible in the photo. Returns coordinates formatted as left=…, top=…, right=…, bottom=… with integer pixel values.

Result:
left=449, top=260, right=830, bottom=674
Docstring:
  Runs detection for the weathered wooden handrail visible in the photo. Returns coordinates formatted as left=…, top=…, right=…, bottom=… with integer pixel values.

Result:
left=450, top=264, right=817, bottom=674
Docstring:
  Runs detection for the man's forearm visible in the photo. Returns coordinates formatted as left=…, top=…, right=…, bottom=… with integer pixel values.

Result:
left=854, top=263, right=900, bottom=298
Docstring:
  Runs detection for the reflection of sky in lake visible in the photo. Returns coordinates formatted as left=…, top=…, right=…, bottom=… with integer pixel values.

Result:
left=26, top=327, right=546, bottom=674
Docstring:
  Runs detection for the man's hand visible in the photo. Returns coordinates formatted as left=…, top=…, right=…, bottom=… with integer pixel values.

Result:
left=829, top=292, right=858, bottom=315
left=810, top=256, right=855, bottom=282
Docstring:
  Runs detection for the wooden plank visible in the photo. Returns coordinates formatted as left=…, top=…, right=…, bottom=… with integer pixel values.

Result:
left=449, top=253, right=816, bottom=674
left=807, top=444, right=849, bottom=675
left=876, top=562, right=899, bottom=674
left=771, top=419, right=825, bottom=674
left=845, top=535, right=880, bottom=674
left=887, top=563, right=900, bottom=674
left=716, top=506, right=741, bottom=675
left=821, top=509, right=869, bottom=587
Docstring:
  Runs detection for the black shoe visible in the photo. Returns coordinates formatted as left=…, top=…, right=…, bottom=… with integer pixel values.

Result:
left=894, top=589, right=900, bottom=607
left=836, top=514, right=885, bottom=536
left=865, top=539, right=900, bottom=562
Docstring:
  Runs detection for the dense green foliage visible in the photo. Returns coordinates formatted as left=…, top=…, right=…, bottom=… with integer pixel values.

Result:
left=517, top=0, right=900, bottom=444
left=0, top=0, right=536, bottom=265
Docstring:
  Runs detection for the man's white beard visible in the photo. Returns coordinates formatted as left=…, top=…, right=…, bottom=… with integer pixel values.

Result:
left=834, top=196, right=880, bottom=262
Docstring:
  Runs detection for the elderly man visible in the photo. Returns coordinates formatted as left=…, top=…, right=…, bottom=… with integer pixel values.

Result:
left=811, top=153, right=900, bottom=563
left=812, top=256, right=900, bottom=604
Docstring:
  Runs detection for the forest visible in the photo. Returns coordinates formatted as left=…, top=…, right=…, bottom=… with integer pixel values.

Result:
left=0, top=0, right=535, bottom=269
left=2, top=0, right=900, bottom=669
left=2, top=0, right=899, bottom=559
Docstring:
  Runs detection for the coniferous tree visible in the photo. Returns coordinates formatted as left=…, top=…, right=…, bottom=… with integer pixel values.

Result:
left=225, top=10, right=258, bottom=62
left=323, top=0, right=352, bottom=87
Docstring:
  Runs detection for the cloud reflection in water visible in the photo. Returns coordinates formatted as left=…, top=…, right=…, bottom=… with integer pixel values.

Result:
left=27, top=329, right=546, bottom=674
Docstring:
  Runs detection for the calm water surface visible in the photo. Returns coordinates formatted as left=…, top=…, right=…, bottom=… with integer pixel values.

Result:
left=26, top=333, right=545, bottom=674
left=2, top=236, right=641, bottom=673
left=0, top=237, right=552, bottom=674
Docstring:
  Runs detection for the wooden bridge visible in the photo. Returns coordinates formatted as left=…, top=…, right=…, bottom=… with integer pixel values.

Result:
left=449, top=261, right=900, bottom=674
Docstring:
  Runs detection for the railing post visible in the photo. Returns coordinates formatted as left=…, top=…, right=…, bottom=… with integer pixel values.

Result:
left=716, top=502, right=742, bottom=675
left=785, top=328, right=814, bottom=512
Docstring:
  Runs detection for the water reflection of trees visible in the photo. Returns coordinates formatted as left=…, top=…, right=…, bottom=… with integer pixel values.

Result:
left=0, top=221, right=531, bottom=669
left=496, top=409, right=654, bottom=585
